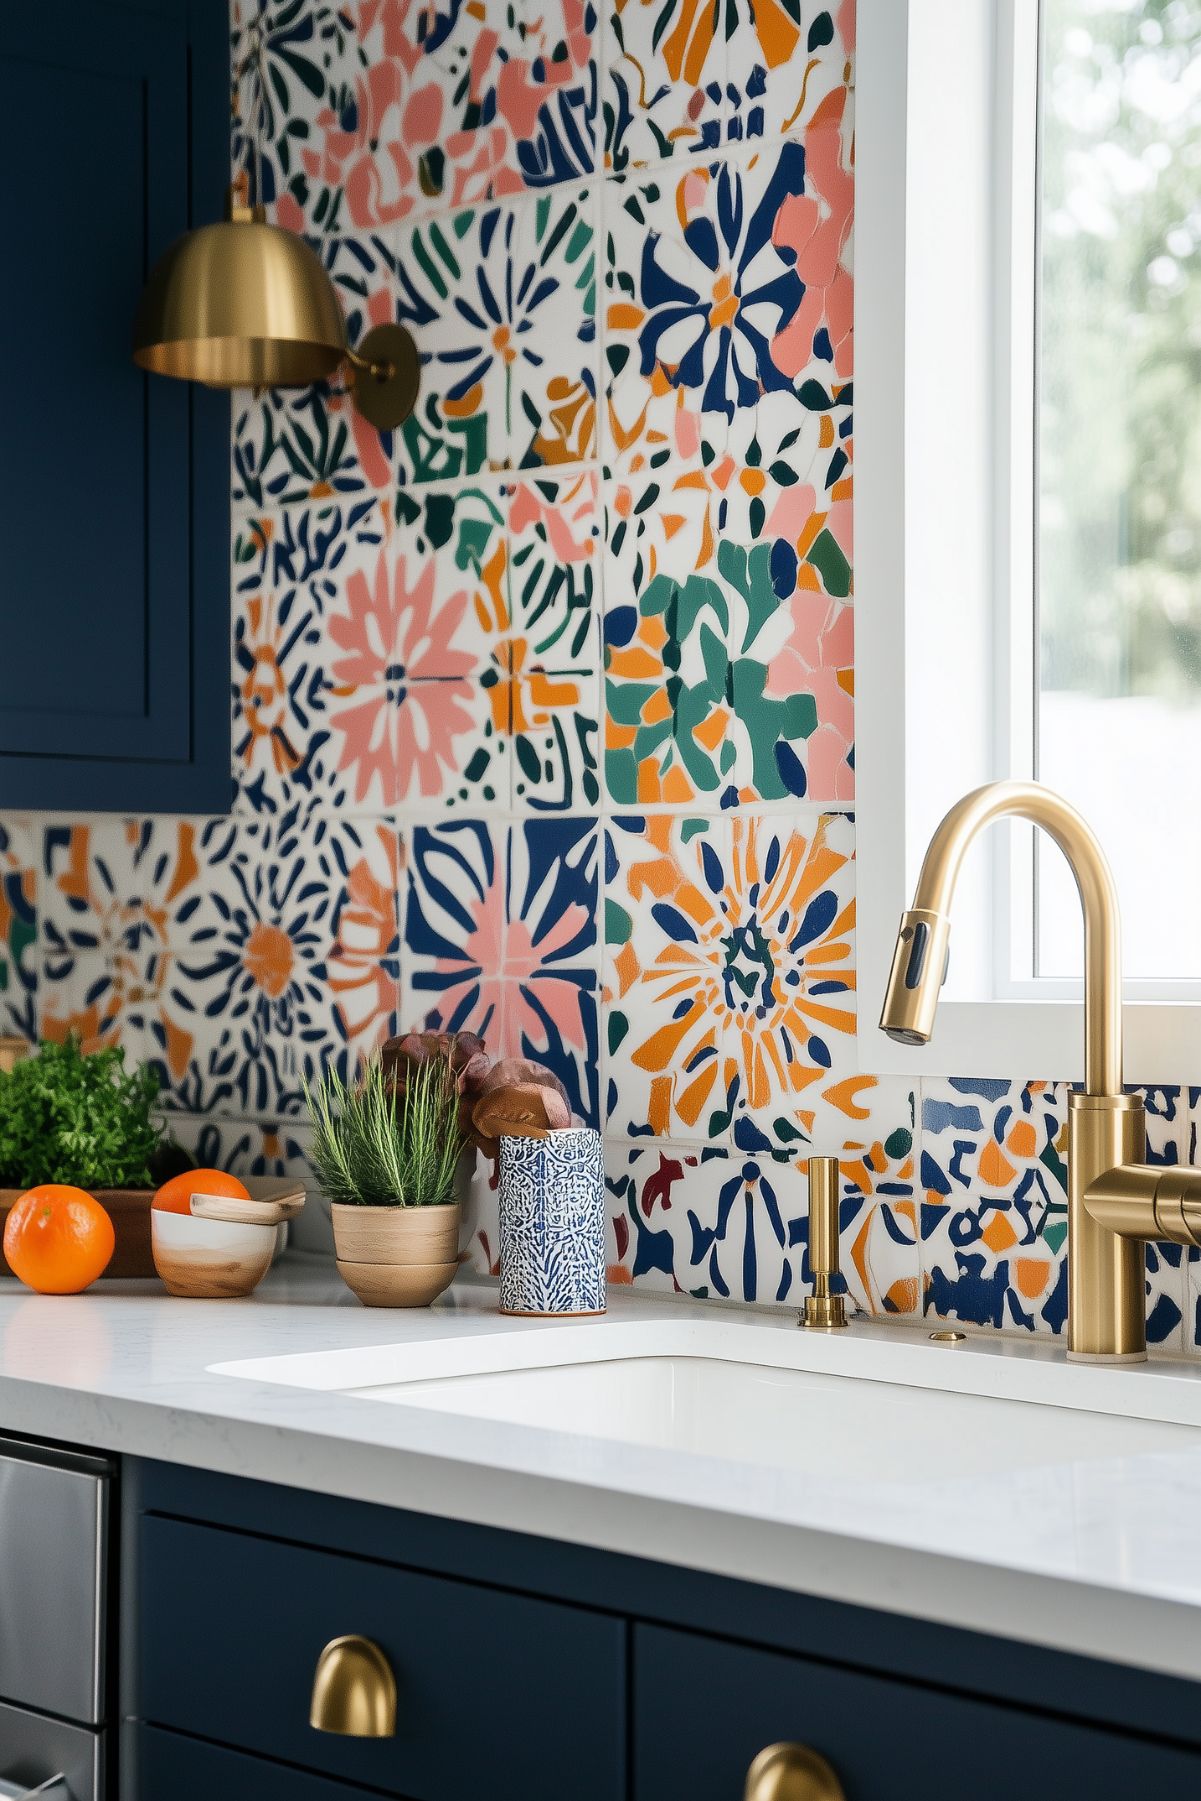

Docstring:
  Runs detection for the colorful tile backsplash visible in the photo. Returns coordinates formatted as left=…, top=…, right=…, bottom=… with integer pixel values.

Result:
left=2, top=0, right=1196, bottom=1348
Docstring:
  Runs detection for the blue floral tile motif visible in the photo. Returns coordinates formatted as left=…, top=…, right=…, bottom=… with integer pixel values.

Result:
left=402, top=818, right=600, bottom=1124
left=921, top=1080, right=1189, bottom=1344
left=145, top=810, right=400, bottom=1118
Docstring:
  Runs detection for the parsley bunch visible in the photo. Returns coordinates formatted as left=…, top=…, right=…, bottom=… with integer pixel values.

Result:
left=0, top=1037, right=163, bottom=1190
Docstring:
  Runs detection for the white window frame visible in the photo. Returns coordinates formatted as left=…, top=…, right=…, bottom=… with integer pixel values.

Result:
left=856, top=0, right=1201, bottom=1084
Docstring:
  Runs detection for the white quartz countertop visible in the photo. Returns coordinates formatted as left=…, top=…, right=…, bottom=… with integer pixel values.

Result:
left=4, top=1255, right=1201, bottom=1684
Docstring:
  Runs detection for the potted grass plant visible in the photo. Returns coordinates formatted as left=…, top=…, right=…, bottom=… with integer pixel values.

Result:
left=306, top=1051, right=469, bottom=1307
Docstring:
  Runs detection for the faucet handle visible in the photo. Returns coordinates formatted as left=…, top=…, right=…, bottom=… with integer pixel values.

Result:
left=801, top=1155, right=847, bottom=1331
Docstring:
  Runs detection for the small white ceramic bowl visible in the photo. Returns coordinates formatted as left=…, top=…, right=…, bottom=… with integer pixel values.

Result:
left=151, top=1209, right=276, bottom=1299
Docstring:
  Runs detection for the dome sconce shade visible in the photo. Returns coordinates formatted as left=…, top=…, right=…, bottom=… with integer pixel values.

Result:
left=132, top=194, right=419, bottom=431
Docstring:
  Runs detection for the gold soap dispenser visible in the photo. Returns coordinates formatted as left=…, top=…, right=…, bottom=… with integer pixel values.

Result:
left=801, top=1155, right=847, bottom=1331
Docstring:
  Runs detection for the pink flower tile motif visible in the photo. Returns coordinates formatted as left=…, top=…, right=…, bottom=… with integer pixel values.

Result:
left=233, top=235, right=400, bottom=508
left=725, top=0, right=854, bottom=149
left=397, top=194, right=596, bottom=484
left=603, top=0, right=723, bottom=173
left=509, top=472, right=599, bottom=672
left=0, top=821, right=37, bottom=1043
left=235, top=0, right=595, bottom=236
left=393, top=483, right=511, bottom=676
left=232, top=500, right=392, bottom=814
left=402, top=818, right=599, bottom=1122
left=147, top=811, right=399, bottom=1117
left=920, top=1082, right=1189, bottom=1345
left=400, top=676, right=511, bottom=812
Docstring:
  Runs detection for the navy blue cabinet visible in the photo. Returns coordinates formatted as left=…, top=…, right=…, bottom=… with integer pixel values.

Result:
left=127, top=1460, right=1201, bottom=1801
left=0, top=0, right=230, bottom=813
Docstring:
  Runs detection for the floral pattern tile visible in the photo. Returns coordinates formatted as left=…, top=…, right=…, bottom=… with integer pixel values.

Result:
left=397, top=192, right=597, bottom=485
left=725, top=0, right=854, bottom=150
left=232, top=235, right=401, bottom=509
left=128, top=812, right=400, bottom=1117
left=920, top=1081, right=1190, bottom=1345
left=603, top=0, right=723, bottom=174
left=232, top=500, right=393, bottom=813
left=402, top=818, right=600, bottom=1122
left=512, top=669, right=602, bottom=811
left=605, top=1124, right=917, bottom=1312
left=0, top=821, right=37, bottom=1043
left=508, top=473, right=600, bottom=673
left=232, top=0, right=595, bottom=237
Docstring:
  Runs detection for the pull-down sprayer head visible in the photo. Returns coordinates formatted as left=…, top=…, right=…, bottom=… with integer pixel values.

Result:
left=879, top=909, right=951, bottom=1046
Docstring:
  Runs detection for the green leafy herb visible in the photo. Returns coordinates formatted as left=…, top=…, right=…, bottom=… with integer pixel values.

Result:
left=305, top=1054, right=465, bottom=1208
left=0, top=1037, right=163, bottom=1190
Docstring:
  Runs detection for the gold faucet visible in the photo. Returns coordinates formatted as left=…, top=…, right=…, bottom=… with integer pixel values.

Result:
left=879, top=778, right=1201, bottom=1362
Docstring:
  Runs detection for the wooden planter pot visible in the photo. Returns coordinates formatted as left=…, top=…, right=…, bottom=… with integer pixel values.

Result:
left=331, top=1202, right=461, bottom=1308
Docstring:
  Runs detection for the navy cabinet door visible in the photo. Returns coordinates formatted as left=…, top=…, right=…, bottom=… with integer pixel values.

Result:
left=0, top=0, right=230, bottom=813
left=634, top=1626, right=1201, bottom=1801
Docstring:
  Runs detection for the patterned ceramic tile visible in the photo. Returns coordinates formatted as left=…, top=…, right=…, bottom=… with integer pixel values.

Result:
left=604, top=167, right=723, bottom=469
left=512, top=668, right=602, bottom=811
left=232, top=0, right=595, bottom=235
left=508, top=472, right=600, bottom=672
left=0, top=821, right=37, bottom=1043
left=232, top=235, right=400, bottom=508
left=392, top=483, right=511, bottom=676
left=603, top=0, right=723, bottom=173
left=725, top=0, right=854, bottom=150
left=920, top=1082, right=1190, bottom=1344
left=146, top=812, right=399, bottom=1117
left=605, top=1127, right=916, bottom=1310
left=604, top=814, right=733, bottom=1139
left=232, top=500, right=392, bottom=813
left=231, top=2, right=368, bottom=235
left=602, top=464, right=834, bottom=806
left=39, top=952, right=127, bottom=1057
left=722, top=811, right=857, bottom=1151
left=398, top=677, right=511, bottom=812
left=402, top=818, right=599, bottom=1121
left=397, top=193, right=596, bottom=485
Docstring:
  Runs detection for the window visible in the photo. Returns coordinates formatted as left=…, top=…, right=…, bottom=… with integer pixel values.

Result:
left=1036, top=0, right=1201, bottom=984
left=857, top=0, right=1201, bottom=1079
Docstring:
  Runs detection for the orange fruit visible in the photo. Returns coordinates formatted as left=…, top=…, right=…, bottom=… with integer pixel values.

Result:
left=153, top=1167, right=250, bottom=1216
left=4, top=1186, right=115, bottom=1294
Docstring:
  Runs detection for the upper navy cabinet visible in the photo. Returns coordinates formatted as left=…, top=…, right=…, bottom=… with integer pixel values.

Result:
left=0, top=0, right=230, bottom=813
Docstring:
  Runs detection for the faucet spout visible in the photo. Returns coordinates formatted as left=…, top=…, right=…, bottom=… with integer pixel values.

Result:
left=879, top=780, right=1122, bottom=1095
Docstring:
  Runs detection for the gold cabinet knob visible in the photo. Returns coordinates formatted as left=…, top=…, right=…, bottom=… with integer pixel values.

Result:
left=745, top=1743, right=847, bottom=1801
left=309, top=1634, right=397, bottom=1738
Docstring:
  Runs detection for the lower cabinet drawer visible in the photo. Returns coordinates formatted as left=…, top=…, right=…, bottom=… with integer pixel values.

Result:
left=137, top=1725, right=377, bottom=1801
left=634, top=1626, right=1201, bottom=1801
left=138, top=1515, right=624, bottom=1801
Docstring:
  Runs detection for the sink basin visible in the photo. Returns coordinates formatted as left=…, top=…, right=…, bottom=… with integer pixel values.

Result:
left=212, top=1314, right=1201, bottom=1483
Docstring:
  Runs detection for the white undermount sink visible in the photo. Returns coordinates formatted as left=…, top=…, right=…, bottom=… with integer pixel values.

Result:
left=211, top=1314, right=1201, bottom=1484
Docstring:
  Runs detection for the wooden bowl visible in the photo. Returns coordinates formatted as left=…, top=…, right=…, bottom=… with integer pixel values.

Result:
left=334, top=1258, right=459, bottom=1309
left=151, top=1210, right=276, bottom=1299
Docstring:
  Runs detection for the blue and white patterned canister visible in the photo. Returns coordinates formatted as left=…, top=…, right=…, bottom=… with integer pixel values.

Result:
left=498, top=1127, right=606, bottom=1317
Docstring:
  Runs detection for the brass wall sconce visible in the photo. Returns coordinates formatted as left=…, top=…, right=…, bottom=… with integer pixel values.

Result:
left=132, top=26, right=418, bottom=431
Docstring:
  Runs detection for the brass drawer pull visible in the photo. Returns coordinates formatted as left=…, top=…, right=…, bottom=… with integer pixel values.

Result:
left=745, top=1743, right=846, bottom=1801
left=309, top=1635, right=397, bottom=1738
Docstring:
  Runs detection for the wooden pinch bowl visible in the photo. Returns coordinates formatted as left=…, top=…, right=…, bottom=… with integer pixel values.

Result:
left=152, top=1209, right=276, bottom=1299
